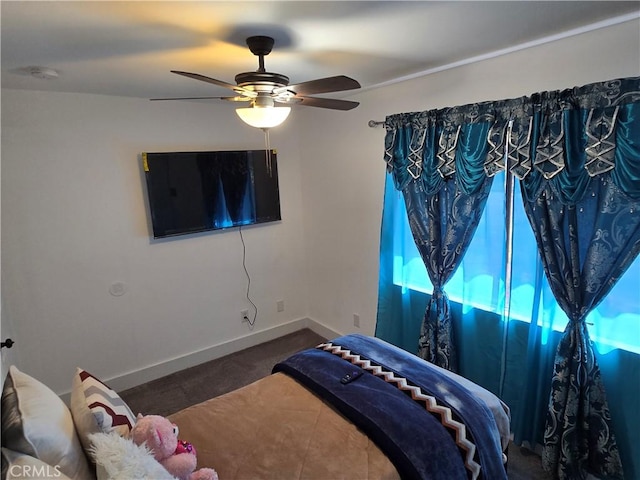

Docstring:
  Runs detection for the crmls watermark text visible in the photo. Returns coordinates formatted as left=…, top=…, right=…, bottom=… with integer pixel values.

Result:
left=9, top=464, right=63, bottom=478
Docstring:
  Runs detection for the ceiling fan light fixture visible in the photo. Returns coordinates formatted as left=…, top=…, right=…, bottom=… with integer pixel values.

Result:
left=236, top=105, right=291, bottom=129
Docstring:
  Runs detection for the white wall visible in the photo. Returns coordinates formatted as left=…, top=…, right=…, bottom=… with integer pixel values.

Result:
left=2, top=18, right=638, bottom=395
left=1, top=93, right=312, bottom=394
left=298, top=19, right=640, bottom=335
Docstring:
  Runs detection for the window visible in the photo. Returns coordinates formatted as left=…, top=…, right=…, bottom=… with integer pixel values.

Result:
left=391, top=171, right=640, bottom=354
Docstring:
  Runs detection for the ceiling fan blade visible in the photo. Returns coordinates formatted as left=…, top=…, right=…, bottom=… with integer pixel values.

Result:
left=170, top=70, right=248, bottom=94
left=284, top=75, right=361, bottom=96
left=220, top=96, right=253, bottom=103
left=288, top=96, right=360, bottom=111
left=149, top=96, right=238, bottom=101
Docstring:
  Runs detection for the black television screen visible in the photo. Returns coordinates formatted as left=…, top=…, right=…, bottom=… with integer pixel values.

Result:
left=143, top=149, right=281, bottom=238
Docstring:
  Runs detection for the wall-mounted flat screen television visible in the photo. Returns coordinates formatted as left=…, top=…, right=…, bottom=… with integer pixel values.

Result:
left=143, top=149, right=281, bottom=238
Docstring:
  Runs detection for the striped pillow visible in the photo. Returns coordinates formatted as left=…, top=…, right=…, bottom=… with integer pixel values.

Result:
left=70, top=368, right=136, bottom=454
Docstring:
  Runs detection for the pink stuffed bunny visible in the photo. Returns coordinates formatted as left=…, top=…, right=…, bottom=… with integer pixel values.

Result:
left=131, top=414, right=218, bottom=480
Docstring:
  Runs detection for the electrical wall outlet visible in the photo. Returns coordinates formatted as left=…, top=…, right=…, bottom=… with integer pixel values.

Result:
left=353, top=313, right=360, bottom=328
left=241, top=309, right=249, bottom=322
left=276, top=300, right=285, bottom=312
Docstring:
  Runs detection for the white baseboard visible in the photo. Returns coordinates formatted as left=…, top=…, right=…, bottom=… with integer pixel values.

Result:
left=60, top=317, right=342, bottom=404
left=304, top=317, right=343, bottom=341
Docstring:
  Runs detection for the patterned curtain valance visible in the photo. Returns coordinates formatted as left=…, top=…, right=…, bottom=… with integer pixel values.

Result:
left=384, top=77, right=640, bottom=202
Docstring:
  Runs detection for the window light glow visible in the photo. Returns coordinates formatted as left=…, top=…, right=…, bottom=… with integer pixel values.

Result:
left=390, top=171, right=640, bottom=355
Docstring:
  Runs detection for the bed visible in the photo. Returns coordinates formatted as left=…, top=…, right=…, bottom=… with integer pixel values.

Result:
left=169, top=334, right=510, bottom=480
left=1, top=334, right=510, bottom=480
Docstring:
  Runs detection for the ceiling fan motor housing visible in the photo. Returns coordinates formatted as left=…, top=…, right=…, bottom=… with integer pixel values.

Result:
left=236, top=36, right=290, bottom=89
left=235, top=71, right=290, bottom=89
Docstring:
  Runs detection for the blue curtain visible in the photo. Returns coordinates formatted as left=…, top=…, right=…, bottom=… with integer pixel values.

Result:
left=383, top=113, right=495, bottom=370
left=519, top=87, right=640, bottom=479
left=377, top=77, right=640, bottom=479
left=376, top=168, right=640, bottom=478
left=375, top=176, right=427, bottom=351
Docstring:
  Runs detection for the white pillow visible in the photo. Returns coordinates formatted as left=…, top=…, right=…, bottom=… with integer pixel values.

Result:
left=70, top=368, right=136, bottom=453
left=88, top=432, right=177, bottom=480
left=1, top=448, right=73, bottom=480
left=0, top=366, right=96, bottom=480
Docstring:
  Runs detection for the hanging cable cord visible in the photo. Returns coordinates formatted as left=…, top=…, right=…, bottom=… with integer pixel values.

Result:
left=238, top=126, right=272, bottom=329
left=239, top=225, right=258, bottom=328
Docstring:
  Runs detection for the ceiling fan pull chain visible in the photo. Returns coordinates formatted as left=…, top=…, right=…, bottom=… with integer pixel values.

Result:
left=263, top=128, right=273, bottom=176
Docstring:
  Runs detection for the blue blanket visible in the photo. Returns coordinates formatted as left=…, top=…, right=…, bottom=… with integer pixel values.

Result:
left=273, top=334, right=506, bottom=480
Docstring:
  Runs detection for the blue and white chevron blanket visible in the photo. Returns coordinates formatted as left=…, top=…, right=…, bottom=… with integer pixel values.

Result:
left=273, top=334, right=507, bottom=480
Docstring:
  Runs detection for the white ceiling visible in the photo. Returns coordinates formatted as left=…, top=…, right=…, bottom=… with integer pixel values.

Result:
left=2, top=1, right=639, bottom=103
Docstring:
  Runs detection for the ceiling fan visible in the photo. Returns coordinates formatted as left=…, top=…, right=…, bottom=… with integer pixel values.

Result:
left=151, top=35, right=361, bottom=128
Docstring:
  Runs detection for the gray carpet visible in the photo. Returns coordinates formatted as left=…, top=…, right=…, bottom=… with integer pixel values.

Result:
left=120, top=329, right=326, bottom=417
left=120, top=328, right=549, bottom=479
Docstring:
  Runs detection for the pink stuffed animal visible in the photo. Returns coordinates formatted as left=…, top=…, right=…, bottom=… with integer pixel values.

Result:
left=131, top=414, right=218, bottom=480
